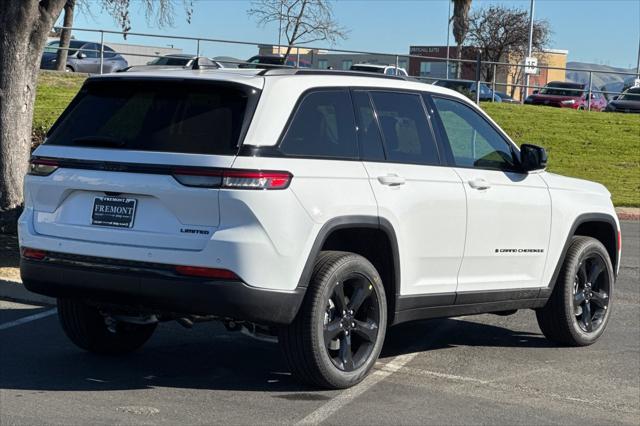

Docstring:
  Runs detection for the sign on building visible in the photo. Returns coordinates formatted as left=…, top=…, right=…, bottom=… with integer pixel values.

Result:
left=524, top=56, right=538, bottom=74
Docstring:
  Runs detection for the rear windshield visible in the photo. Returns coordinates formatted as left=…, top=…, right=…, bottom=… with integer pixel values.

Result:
left=46, top=79, right=256, bottom=155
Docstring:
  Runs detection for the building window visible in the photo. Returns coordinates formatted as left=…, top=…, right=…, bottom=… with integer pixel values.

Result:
left=419, top=62, right=431, bottom=76
left=342, top=59, right=353, bottom=70
left=318, top=59, right=328, bottom=69
left=398, top=59, right=408, bottom=71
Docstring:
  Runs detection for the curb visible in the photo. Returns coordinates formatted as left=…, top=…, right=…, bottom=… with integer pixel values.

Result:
left=616, top=208, right=640, bottom=221
left=0, top=278, right=55, bottom=306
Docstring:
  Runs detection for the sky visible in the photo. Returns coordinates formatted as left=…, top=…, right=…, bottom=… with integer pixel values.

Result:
left=63, top=0, right=640, bottom=69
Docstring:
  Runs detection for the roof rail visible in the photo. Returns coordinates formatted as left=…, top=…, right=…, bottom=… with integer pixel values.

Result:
left=259, top=68, right=407, bottom=80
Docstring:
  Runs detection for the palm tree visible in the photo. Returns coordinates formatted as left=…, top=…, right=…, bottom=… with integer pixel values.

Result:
left=451, top=0, right=472, bottom=78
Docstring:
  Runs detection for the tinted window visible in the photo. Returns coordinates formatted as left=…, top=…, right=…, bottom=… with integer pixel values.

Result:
left=370, top=92, right=439, bottom=165
left=46, top=81, right=252, bottom=156
left=432, top=97, right=517, bottom=171
left=280, top=90, right=358, bottom=159
left=81, top=43, right=99, bottom=59
left=352, top=91, right=385, bottom=161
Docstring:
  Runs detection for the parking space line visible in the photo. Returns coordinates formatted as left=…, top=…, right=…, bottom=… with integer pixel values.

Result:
left=296, top=352, right=419, bottom=425
left=0, top=308, right=57, bottom=331
left=296, top=320, right=459, bottom=425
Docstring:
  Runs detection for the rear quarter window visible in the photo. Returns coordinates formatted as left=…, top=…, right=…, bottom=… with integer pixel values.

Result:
left=46, top=80, right=256, bottom=155
left=279, top=90, right=358, bottom=159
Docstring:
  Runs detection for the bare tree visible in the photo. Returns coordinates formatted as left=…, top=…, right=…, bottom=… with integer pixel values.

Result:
left=0, top=0, right=192, bottom=232
left=248, top=0, right=348, bottom=60
left=466, top=5, right=551, bottom=88
left=451, top=0, right=472, bottom=78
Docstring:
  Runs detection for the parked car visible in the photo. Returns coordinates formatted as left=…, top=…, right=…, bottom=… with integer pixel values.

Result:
left=41, top=40, right=128, bottom=73
left=21, top=68, right=620, bottom=390
left=350, top=63, right=408, bottom=76
left=493, top=91, right=520, bottom=104
left=432, top=79, right=502, bottom=102
left=604, top=86, right=640, bottom=113
left=524, top=81, right=607, bottom=111
left=125, top=54, right=221, bottom=72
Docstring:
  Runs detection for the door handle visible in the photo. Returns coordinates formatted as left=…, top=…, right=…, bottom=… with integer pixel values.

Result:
left=378, top=174, right=406, bottom=186
left=468, top=178, right=491, bottom=190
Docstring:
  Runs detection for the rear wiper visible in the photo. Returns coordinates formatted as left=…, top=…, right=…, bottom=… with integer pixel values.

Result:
left=72, top=136, right=126, bottom=147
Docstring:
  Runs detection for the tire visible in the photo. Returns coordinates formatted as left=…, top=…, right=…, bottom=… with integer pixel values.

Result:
left=279, top=251, right=388, bottom=389
left=57, top=298, right=157, bottom=355
left=65, top=66, right=73, bottom=73
left=536, top=236, right=614, bottom=346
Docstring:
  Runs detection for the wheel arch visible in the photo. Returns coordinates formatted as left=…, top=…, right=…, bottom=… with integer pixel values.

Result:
left=296, top=216, right=400, bottom=320
left=541, top=213, right=619, bottom=298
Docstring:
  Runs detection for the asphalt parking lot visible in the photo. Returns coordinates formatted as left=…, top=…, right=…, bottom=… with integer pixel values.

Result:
left=1, top=221, right=638, bottom=425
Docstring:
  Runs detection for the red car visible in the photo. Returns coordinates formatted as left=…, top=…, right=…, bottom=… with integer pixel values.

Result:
left=524, top=81, right=607, bottom=111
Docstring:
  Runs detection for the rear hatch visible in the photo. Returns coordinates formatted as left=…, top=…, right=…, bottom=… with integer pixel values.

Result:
left=28, top=75, right=261, bottom=251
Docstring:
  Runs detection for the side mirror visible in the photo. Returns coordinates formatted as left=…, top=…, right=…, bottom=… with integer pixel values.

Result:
left=532, top=89, right=539, bottom=94
left=520, top=144, right=547, bottom=172
left=77, top=52, right=86, bottom=59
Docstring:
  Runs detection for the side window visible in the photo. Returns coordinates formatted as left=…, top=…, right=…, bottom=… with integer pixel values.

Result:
left=81, top=43, right=99, bottom=59
left=385, top=68, right=396, bottom=76
left=280, top=90, right=358, bottom=159
left=432, top=97, right=517, bottom=171
left=102, top=45, right=116, bottom=58
left=352, top=91, right=385, bottom=161
left=369, top=91, right=440, bottom=165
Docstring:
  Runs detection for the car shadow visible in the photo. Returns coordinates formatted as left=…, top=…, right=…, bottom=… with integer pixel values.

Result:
left=0, top=307, right=551, bottom=394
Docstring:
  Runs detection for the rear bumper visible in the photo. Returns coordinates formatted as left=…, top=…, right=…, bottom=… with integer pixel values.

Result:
left=20, top=255, right=305, bottom=325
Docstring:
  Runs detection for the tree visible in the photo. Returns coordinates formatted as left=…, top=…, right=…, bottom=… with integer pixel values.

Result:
left=0, top=0, right=192, bottom=232
left=248, top=0, right=348, bottom=61
left=451, top=0, right=472, bottom=78
left=55, top=0, right=76, bottom=71
left=466, top=5, right=550, bottom=90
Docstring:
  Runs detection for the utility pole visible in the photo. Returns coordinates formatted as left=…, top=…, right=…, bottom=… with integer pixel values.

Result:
left=524, top=0, right=535, bottom=100
left=636, top=32, right=640, bottom=77
left=445, top=0, right=452, bottom=79
left=278, top=1, right=283, bottom=54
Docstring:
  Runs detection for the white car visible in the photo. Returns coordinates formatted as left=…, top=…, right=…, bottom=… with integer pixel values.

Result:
left=350, top=63, right=408, bottom=76
left=20, top=68, right=620, bottom=389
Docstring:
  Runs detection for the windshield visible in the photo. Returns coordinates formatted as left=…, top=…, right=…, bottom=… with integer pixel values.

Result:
left=46, top=80, right=255, bottom=156
left=147, top=56, right=191, bottom=66
left=619, top=88, right=640, bottom=101
left=539, top=84, right=584, bottom=97
left=44, top=40, right=85, bottom=55
left=350, top=65, right=385, bottom=74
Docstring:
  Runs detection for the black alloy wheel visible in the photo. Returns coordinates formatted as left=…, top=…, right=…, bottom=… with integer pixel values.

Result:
left=323, top=273, right=381, bottom=372
left=536, top=236, right=614, bottom=346
left=572, top=253, right=610, bottom=333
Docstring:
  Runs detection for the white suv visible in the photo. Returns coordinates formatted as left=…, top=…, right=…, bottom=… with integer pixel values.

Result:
left=19, top=68, right=620, bottom=389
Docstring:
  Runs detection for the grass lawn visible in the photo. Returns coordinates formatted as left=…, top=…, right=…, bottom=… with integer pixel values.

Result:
left=33, top=71, right=87, bottom=146
left=32, top=72, right=640, bottom=206
left=482, top=103, right=640, bottom=207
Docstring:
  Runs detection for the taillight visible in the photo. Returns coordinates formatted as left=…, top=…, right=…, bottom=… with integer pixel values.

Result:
left=222, top=170, right=292, bottom=190
left=172, top=168, right=292, bottom=190
left=28, top=158, right=59, bottom=176
left=175, top=265, right=240, bottom=280
left=172, top=168, right=223, bottom=188
left=21, top=248, right=47, bottom=260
